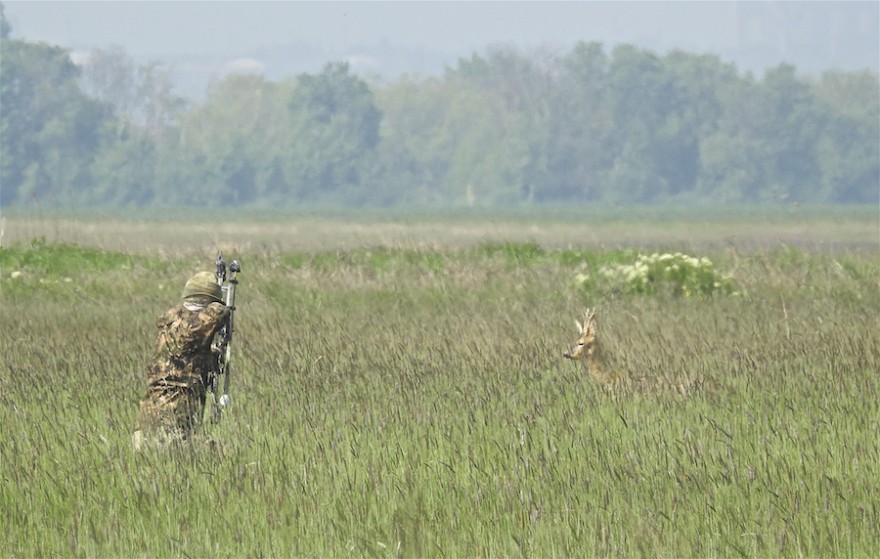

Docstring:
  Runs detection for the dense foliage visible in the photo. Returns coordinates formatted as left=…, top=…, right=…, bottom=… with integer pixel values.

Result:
left=1, top=20, right=878, bottom=207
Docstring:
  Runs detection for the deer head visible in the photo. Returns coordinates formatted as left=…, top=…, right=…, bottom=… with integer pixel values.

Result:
left=563, top=309, right=600, bottom=360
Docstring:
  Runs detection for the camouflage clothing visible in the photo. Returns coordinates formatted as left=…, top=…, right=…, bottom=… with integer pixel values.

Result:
left=136, top=298, right=230, bottom=446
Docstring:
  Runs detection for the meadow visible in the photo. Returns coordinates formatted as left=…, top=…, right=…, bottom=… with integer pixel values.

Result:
left=1, top=209, right=878, bottom=557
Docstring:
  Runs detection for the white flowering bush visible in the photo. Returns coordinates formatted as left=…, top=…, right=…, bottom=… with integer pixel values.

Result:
left=575, top=252, right=736, bottom=298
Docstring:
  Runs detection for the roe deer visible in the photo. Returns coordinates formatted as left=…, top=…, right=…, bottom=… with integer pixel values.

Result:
left=563, top=309, right=626, bottom=385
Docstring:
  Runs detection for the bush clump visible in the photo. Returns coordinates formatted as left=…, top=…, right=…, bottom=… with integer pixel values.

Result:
left=576, top=252, right=736, bottom=298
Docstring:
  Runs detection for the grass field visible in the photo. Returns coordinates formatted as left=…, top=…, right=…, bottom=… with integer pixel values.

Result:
left=1, top=210, right=878, bottom=557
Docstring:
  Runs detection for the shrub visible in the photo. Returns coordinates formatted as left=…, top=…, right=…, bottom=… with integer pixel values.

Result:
left=575, top=252, right=737, bottom=298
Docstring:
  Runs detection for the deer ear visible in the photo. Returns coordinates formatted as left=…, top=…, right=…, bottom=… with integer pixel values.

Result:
left=574, top=319, right=583, bottom=332
left=586, top=313, right=598, bottom=334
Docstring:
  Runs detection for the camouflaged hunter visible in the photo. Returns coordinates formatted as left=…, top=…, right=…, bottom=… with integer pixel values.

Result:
left=133, top=271, right=230, bottom=449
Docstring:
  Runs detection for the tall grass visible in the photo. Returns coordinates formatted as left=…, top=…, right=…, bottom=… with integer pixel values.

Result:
left=1, top=226, right=878, bottom=557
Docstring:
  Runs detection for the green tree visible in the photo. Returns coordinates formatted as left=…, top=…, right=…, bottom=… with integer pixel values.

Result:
left=549, top=41, right=614, bottom=201
left=656, top=51, right=739, bottom=198
left=89, top=125, right=157, bottom=206
left=2, top=27, right=875, bottom=209
left=375, top=76, right=451, bottom=204
left=285, top=62, right=382, bottom=203
left=813, top=70, right=880, bottom=203
left=442, top=48, right=564, bottom=204
left=135, top=61, right=187, bottom=136
left=754, top=64, right=827, bottom=201
left=697, top=73, right=761, bottom=201
left=79, top=44, right=137, bottom=118
left=158, top=74, right=293, bottom=206
left=604, top=44, right=676, bottom=202
left=1, top=2, right=12, bottom=40
left=698, top=65, right=829, bottom=203
left=0, top=38, right=112, bottom=206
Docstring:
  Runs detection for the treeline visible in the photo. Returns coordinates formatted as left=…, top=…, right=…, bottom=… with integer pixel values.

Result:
left=1, top=20, right=878, bottom=207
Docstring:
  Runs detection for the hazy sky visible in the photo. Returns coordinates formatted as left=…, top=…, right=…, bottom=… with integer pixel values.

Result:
left=4, top=1, right=878, bottom=100
left=5, top=1, right=741, bottom=57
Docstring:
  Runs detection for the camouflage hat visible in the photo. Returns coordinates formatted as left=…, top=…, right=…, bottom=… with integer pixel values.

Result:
left=182, top=271, right=222, bottom=302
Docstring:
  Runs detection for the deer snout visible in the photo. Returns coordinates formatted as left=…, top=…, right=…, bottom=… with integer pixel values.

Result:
left=564, top=343, right=586, bottom=360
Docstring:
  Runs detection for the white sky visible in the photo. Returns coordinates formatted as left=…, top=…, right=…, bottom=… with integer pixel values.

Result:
left=5, top=1, right=740, bottom=57
left=4, top=0, right=877, bottom=97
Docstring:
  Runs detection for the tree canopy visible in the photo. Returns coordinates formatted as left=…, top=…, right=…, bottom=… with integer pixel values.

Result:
left=1, top=31, right=877, bottom=209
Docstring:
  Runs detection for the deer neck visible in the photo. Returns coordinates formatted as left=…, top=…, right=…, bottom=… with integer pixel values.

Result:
left=588, top=343, right=628, bottom=385
left=586, top=343, right=608, bottom=379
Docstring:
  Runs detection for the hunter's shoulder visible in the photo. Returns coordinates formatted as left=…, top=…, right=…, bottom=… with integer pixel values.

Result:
left=157, top=302, right=225, bottom=321
left=205, top=301, right=231, bottom=320
left=158, top=303, right=187, bottom=324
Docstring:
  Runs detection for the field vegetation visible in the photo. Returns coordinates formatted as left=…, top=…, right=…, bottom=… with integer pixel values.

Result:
left=1, top=212, right=878, bottom=557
